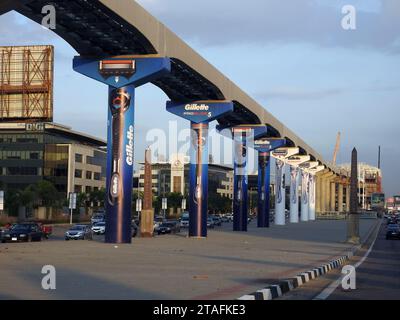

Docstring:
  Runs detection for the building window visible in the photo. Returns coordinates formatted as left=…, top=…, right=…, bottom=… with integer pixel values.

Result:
left=85, top=186, right=92, bottom=193
left=86, top=171, right=92, bottom=180
left=75, top=153, right=83, bottom=163
left=75, top=185, right=82, bottom=193
left=16, top=138, right=38, bottom=143
left=75, top=169, right=82, bottom=178
left=6, top=167, right=38, bottom=176
left=94, top=172, right=101, bottom=181
left=30, top=152, right=40, bottom=160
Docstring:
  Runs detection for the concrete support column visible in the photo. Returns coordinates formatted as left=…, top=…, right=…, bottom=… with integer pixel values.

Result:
left=330, top=180, right=336, bottom=212
left=338, top=183, right=344, bottom=213
left=316, top=175, right=322, bottom=214
left=321, top=177, right=327, bottom=213
left=346, top=185, right=351, bottom=213
left=324, top=178, right=331, bottom=213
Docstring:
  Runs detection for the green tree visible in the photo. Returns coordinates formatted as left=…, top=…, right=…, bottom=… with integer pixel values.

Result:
left=89, top=188, right=106, bottom=209
left=208, top=193, right=232, bottom=215
left=31, top=180, right=63, bottom=207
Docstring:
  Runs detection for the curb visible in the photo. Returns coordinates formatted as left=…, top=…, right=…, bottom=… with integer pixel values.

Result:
left=238, top=219, right=382, bottom=301
left=237, top=255, right=350, bottom=301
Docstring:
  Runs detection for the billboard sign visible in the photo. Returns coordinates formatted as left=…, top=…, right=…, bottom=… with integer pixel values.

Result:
left=68, top=192, right=77, bottom=210
left=0, top=191, right=4, bottom=211
left=271, top=147, right=300, bottom=161
left=254, top=138, right=286, bottom=153
left=286, top=155, right=310, bottom=167
left=394, top=195, right=400, bottom=210
left=371, top=193, right=385, bottom=210
left=0, top=45, right=54, bottom=122
left=299, top=161, right=319, bottom=171
left=166, top=100, right=234, bottom=124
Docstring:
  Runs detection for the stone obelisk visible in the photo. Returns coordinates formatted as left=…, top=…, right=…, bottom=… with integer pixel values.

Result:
left=141, top=147, right=154, bottom=238
left=347, top=147, right=360, bottom=244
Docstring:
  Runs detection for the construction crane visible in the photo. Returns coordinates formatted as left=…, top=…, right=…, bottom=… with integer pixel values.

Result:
left=332, top=132, right=341, bottom=165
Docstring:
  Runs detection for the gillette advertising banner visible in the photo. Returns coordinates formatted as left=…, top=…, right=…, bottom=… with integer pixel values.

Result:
left=166, top=101, right=233, bottom=124
left=309, top=174, right=316, bottom=221
left=189, top=123, right=209, bottom=238
left=105, top=86, right=136, bottom=243
left=301, top=171, right=310, bottom=222
left=290, top=166, right=300, bottom=223
left=74, top=56, right=171, bottom=244
left=233, top=132, right=249, bottom=232
left=275, top=159, right=286, bottom=225
left=254, top=138, right=286, bottom=153
left=272, top=147, right=300, bottom=161
left=257, top=152, right=271, bottom=228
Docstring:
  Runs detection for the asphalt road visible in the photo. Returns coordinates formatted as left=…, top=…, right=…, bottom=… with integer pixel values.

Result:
left=0, top=219, right=377, bottom=300
left=327, top=223, right=400, bottom=300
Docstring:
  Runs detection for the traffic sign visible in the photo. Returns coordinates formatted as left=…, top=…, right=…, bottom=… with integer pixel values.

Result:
left=0, top=191, right=4, bottom=211
left=136, top=199, right=142, bottom=212
left=69, top=192, right=77, bottom=210
left=162, top=198, right=168, bottom=210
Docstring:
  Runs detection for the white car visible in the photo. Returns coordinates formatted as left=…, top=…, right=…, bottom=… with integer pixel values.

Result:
left=180, top=218, right=189, bottom=228
left=91, top=222, right=106, bottom=235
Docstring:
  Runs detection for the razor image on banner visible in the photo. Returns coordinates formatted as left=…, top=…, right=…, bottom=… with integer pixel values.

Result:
left=108, top=88, right=132, bottom=206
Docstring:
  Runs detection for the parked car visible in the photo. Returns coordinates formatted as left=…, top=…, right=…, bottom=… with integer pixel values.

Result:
left=91, top=213, right=105, bottom=225
left=65, top=225, right=93, bottom=240
left=180, top=216, right=189, bottom=228
left=34, top=222, right=53, bottom=239
left=156, top=221, right=180, bottom=235
left=386, top=224, right=400, bottom=240
left=207, top=217, right=215, bottom=229
left=1, top=223, right=43, bottom=243
left=91, top=222, right=106, bottom=235
left=132, top=222, right=138, bottom=238
left=220, top=215, right=230, bottom=223
left=211, top=216, right=222, bottom=227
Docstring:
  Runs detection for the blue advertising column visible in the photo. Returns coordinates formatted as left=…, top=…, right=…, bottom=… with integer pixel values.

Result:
left=74, top=57, right=171, bottom=244
left=233, top=129, right=248, bottom=232
left=167, top=100, right=234, bottom=238
left=232, top=125, right=268, bottom=232
left=257, top=152, right=271, bottom=228
left=189, top=122, right=208, bottom=238
left=254, top=138, right=286, bottom=228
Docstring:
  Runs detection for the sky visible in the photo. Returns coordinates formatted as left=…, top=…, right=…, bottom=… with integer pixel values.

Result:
left=0, top=0, right=399, bottom=195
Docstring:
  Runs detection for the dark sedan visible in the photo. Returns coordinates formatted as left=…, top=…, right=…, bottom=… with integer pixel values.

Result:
left=156, top=222, right=180, bottom=235
left=386, top=224, right=400, bottom=240
left=1, top=223, right=43, bottom=243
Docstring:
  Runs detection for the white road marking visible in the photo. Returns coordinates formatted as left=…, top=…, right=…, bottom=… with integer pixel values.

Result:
left=313, top=220, right=382, bottom=300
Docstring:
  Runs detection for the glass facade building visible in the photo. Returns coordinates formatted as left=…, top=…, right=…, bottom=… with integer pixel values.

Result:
left=0, top=122, right=107, bottom=197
